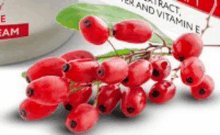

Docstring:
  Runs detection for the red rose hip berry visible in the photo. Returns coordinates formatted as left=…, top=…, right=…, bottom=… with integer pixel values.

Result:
left=79, top=15, right=110, bottom=45
left=25, top=57, right=66, bottom=83
left=122, top=59, right=152, bottom=87
left=172, top=33, right=203, bottom=61
left=112, top=19, right=152, bottom=43
left=148, top=80, right=176, bottom=104
left=180, top=57, right=205, bottom=86
left=61, top=50, right=95, bottom=62
left=63, top=58, right=99, bottom=83
left=190, top=75, right=214, bottom=100
left=96, top=57, right=128, bottom=84
left=19, top=98, right=58, bottom=120
left=97, top=84, right=121, bottom=114
left=120, top=87, right=147, bottom=117
left=150, top=55, right=171, bottom=81
left=65, top=103, right=99, bottom=133
left=64, top=84, right=92, bottom=111
left=26, top=76, right=69, bottom=105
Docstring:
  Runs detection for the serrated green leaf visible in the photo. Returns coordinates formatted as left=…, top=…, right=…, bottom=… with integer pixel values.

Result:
left=56, top=3, right=172, bottom=44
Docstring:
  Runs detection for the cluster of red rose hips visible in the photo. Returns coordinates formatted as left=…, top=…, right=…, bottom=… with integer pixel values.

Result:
left=19, top=15, right=214, bottom=133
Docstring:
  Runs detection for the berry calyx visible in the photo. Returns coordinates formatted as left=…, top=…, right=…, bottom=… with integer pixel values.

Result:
left=112, top=19, right=152, bottom=43
left=148, top=80, right=176, bottom=104
left=172, top=33, right=203, bottom=61
left=65, top=103, right=99, bottom=133
left=122, top=59, right=152, bottom=87
left=96, top=57, right=128, bottom=84
left=97, top=84, right=121, bottom=114
left=19, top=99, right=57, bottom=120
left=61, top=50, right=95, bottom=62
left=150, top=55, right=171, bottom=81
left=180, top=57, right=205, bottom=86
left=190, top=75, right=214, bottom=99
left=63, top=59, right=99, bottom=83
left=26, top=76, right=69, bottom=105
left=63, top=83, right=92, bottom=111
left=120, top=87, right=147, bottom=117
left=79, top=15, right=110, bottom=45
left=25, top=57, right=66, bottom=83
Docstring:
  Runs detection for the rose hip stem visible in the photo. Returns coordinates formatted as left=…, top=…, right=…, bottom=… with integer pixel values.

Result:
left=204, top=45, right=220, bottom=47
left=171, top=66, right=181, bottom=82
left=107, top=39, right=119, bottom=56
left=93, top=83, right=100, bottom=105
left=201, top=0, right=217, bottom=37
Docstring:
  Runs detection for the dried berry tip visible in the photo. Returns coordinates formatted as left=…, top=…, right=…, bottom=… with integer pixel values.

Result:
left=178, top=56, right=184, bottom=61
left=199, top=88, right=205, bottom=95
left=63, top=64, right=70, bottom=72
left=25, top=76, right=31, bottom=83
left=97, top=68, right=104, bottom=76
left=186, top=77, right=193, bottom=83
left=70, top=120, right=77, bottom=128
left=98, top=104, right=106, bottom=113
left=123, top=77, right=129, bottom=83
left=151, top=90, right=160, bottom=98
left=26, top=88, right=34, bottom=97
left=111, top=28, right=116, bottom=35
left=20, top=109, right=26, bottom=117
left=127, top=106, right=135, bottom=113
left=65, top=103, right=73, bottom=111
left=83, top=19, right=91, bottom=27
left=152, top=69, right=160, bottom=77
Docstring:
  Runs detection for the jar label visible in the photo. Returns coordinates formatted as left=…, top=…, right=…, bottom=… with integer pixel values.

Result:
left=0, top=23, right=29, bottom=39
left=0, top=0, right=29, bottom=40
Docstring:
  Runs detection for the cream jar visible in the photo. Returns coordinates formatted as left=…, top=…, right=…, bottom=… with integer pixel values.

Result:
left=0, top=0, right=78, bottom=65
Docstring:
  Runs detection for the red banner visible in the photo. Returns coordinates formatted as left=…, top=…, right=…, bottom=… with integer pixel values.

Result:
left=0, top=23, right=29, bottom=40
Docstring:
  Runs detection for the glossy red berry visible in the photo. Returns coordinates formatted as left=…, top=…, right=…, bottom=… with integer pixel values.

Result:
left=25, top=57, right=66, bottom=83
left=96, top=57, right=128, bottom=84
left=26, top=76, right=69, bottom=105
left=148, top=80, right=176, bottom=104
left=190, top=75, right=214, bottom=99
left=61, top=50, right=95, bottom=62
left=172, top=33, right=203, bottom=61
left=180, top=57, right=205, bottom=86
left=120, top=87, right=147, bottom=117
left=19, top=99, right=58, bottom=120
left=112, top=19, right=152, bottom=43
left=122, top=59, right=152, bottom=87
left=65, top=103, right=99, bottom=133
left=79, top=15, right=110, bottom=45
left=150, top=55, right=171, bottom=81
left=63, top=84, right=92, bottom=111
left=63, top=58, right=99, bottom=83
left=97, top=84, right=121, bottom=114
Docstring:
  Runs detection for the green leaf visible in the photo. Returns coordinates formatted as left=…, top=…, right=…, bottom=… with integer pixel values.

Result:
left=97, top=48, right=138, bottom=61
left=56, top=3, right=172, bottom=44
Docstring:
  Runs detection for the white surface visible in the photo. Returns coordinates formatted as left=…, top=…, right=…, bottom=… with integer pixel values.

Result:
left=0, top=0, right=220, bottom=135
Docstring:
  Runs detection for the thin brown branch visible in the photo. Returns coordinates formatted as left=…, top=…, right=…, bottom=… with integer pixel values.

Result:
left=107, top=39, right=119, bottom=56
left=171, top=66, right=181, bottom=81
left=93, top=83, right=100, bottom=105
left=204, top=45, right=220, bottom=47
left=201, top=0, right=217, bottom=37
left=153, top=31, right=168, bottom=47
